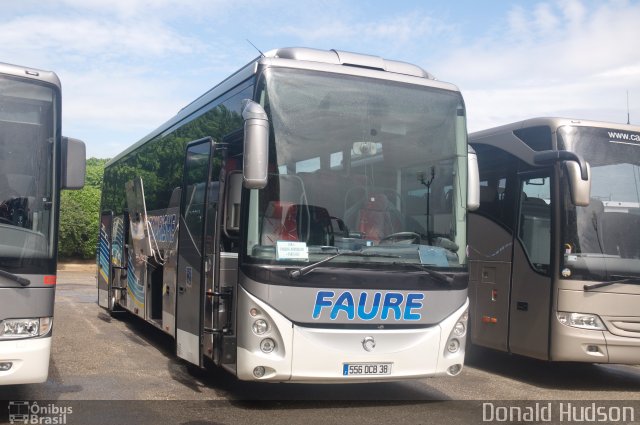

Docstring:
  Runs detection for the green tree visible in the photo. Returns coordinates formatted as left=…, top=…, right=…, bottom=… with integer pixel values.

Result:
left=58, top=158, right=109, bottom=259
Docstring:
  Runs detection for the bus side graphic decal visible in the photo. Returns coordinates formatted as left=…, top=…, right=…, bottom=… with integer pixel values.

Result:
left=126, top=252, right=145, bottom=309
left=98, top=223, right=110, bottom=284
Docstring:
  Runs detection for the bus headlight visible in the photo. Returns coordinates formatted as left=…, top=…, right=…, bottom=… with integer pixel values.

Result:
left=444, top=308, right=468, bottom=357
left=0, top=317, right=52, bottom=339
left=260, top=338, right=276, bottom=354
left=252, top=319, right=269, bottom=335
left=453, top=321, right=466, bottom=337
left=447, top=339, right=461, bottom=353
left=557, top=312, right=606, bottom=331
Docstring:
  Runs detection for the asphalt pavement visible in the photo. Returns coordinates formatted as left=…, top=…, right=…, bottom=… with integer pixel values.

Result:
left=1, top=265, right=640, bottom=424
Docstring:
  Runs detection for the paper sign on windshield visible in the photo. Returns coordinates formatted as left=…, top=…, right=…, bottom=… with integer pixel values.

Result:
left=276, top=241, right=309, bottom=261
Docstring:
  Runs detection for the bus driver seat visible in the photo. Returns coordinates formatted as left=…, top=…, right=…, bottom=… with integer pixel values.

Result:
left=261, top=203, right=333, bottom=246
left=345, top=193, right=402, bottom=243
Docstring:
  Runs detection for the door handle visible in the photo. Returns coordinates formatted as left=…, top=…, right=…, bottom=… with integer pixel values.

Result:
left=516, top=301, right=528, bottom=311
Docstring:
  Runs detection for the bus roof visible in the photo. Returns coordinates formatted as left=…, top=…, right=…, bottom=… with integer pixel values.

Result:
left=0, top=62, right=61, bottom=89
left=106, top=47, right=459, bottom=167
left=470, top=117, right=640, bottom=142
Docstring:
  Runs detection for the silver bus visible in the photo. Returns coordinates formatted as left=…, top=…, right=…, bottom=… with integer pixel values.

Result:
left=97, top=47, right=480, bottom=382
left=469, top=117, right=640, bottom=363
left=0, top=62, right=85, bottom=384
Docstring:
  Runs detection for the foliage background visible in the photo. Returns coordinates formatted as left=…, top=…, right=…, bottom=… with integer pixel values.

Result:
left=58, top=158, right=108, bottom=259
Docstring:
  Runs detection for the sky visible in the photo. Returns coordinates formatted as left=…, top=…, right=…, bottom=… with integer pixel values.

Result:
left=1, top=0, right=639, bottom=159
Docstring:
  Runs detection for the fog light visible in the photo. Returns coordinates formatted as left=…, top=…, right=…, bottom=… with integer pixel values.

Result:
left=252, top=319, right=268, bottom=335
left=447, top=338, right=460, bottom=353
left=447, top=364, right=462, bottom=376
left=253, top=366, right=266, bottom=378
left=453, top=321, right=466, bottom=337
left=0, top=362, right=12, bottom=371
left=260, top=338, right=276, bottom=353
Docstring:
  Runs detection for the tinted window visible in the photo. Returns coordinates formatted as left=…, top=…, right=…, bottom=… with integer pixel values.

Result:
left=102, top=81, right=253, bottom=214
left=0, top=76, right=57, bottom=261
left=519, top=175, right=551, bottom=274
left=514, top=126, right=552, bottom=151
left=473, top=144, right=517, bottom=230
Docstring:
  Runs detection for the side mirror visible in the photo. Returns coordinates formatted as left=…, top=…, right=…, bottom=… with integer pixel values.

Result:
left=467, top=146, right=480, bottom=211
left=533, top=150, right=589, bottom=181
left=565, top=161, right=591, bottom=207
left=241, top=99, right=269, bottom=189
left=532, top=149, right=591, bottom=206
left=61, top=137, right=86, bottom=190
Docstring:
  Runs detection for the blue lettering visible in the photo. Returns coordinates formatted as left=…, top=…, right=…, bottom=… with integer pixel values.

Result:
left=148, top=214, right=178, bottom=243
left=403, top=293, right=424, bottom=320
left=313, top=291, right=426, bottom=321
left=330, top=292, right=355, bottom=320
left=312, top=291, right=334, bottom=319
left=381, top=292, right=403, bottom=320
left=357, top=292, right=381, bottom=320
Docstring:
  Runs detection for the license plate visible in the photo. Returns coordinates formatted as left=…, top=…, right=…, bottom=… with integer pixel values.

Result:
left=342, top=362, right=393, bottom=376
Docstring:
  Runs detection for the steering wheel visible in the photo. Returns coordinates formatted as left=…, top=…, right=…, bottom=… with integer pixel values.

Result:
left=379, top=232, right=421, bottom=245
left=0, top=202, right=11, bottom=224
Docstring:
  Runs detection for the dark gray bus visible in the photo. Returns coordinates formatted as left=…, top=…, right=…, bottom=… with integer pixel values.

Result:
left=469, top=117, right=640, bottom=363
left=0, top=62, right=85, bottom=384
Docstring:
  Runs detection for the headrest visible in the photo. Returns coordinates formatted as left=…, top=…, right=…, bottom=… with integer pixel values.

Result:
left=363, top=193, right=390, bottom=210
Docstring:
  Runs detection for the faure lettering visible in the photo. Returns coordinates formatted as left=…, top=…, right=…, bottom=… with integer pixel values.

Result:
left=313, top=291, right=424, bottom=321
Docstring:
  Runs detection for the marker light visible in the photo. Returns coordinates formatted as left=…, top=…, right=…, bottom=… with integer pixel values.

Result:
left=252, top=319, right=268, bottom=335
left=557, top=312, right=606, bottom=330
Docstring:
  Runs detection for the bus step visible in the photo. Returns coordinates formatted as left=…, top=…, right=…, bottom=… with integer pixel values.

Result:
left=203, top=327, right=229, bottom=335
left=205, top=291, right=231, bottom=298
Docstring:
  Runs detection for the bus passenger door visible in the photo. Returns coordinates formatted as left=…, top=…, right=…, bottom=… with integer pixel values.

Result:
left=176, top=138, right=214, bottom=366
left=508, top=172, right=553, bottom=359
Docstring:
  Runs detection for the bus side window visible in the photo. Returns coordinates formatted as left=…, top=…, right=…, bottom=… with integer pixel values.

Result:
left=474, top=144, right=517, bottom=231
left=519, top=177, right=551, bottom=274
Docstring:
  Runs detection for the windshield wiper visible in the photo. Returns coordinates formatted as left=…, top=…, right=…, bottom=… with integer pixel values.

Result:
left=583, top=275, right=640, bottom=291
left=0, top=268, right=31, bottom=286
left=288, top=252, right=400, bottom=280
left=392, top=262, right=455, bottom=285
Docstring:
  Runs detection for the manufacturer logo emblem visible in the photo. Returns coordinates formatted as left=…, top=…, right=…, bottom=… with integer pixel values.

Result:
left=362, top=336, right=376, bottom=352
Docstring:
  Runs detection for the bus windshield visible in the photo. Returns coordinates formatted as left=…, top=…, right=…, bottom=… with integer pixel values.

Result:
left=246, top=68, right=468, bottom=270
left=0, top=76, right=57, bottom=261
left=558, top=125, right=640, bottom=280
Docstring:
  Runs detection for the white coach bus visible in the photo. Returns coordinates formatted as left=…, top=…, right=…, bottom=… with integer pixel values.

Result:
left=97, top=47, right=479, bottom=381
